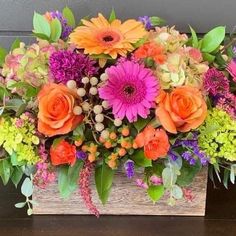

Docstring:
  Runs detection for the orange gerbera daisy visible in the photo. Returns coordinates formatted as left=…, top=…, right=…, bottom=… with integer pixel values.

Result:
left=69, top=13, right=147, bottom=59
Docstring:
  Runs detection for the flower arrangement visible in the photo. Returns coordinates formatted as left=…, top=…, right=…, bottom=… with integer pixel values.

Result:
left=0, top=7, right=235, bottom=216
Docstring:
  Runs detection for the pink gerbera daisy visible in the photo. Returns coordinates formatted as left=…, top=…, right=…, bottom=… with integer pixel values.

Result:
left=99, top=61, right=159, bottom=122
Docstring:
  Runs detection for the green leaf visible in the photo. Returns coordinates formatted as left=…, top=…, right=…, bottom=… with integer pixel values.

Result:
left=50, top=18, right=62, bottom=42
left=73, top=123, right=85, bottom=138
left=0, top=47, right=7, bottom=66
left=223, top=168, right=230, bottom=189
left=90, top=53, right=113, bottom=60
left=15, top=202, right=26, bottom=208
left=63, top=6, right=76, bottom=27
left=109, top=8, right=116, bottom=23
left=149, top=16, right=166, bottom=26
left=33, top=12, right=51, bottom=38
left=0, top=159, right=12, bottom=185
left=0, top=85, right=9, bottom=100
left=11, top=167, right=23, bottom=188
left=10, top=38, right=21, bottom=51
left=201, top=26, right=225, bottom=53
left=162, top=167, right=177, bottom=189
left=230, top=165, right=235, bottom=184
left=133, top=117, right=151, bottom=132
left=27, top=208, right=33, bottom=216
left=33, top=32, right=50, bottom=40
left=21, top=177, right=34, bottom=197
left=189, top=26, right=198, bottom=48
left=131, top=150, right=152, bottom=167
left=202, top=52, right=215, bottom=63
left=58, top=161, right=83, bottom=199
left=5, top=98, right=26, bottom=116
left=9, top=81, right=39, bottom=99
left=132, top=37, right=147, bottom=49
left=95, top=161, right=114, bottom=205
left=147, top=185, right=164, bottom=203
left=172, top=185, right=183, bottom=199
left=176, top=160, right=201, bottom=187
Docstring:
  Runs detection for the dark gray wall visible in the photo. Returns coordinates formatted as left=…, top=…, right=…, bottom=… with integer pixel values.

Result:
left=0, top=0, right=236, bottom=48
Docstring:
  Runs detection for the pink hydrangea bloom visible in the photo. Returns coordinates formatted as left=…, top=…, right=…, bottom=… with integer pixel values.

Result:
left=99, top=61, right=159, bottom=122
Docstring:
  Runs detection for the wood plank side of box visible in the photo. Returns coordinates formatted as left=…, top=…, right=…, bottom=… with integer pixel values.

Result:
left=33, top=168, right=208, bottom=216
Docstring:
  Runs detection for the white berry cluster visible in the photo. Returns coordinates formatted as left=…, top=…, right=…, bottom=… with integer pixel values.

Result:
left=66, top=73, right=112, bottom=133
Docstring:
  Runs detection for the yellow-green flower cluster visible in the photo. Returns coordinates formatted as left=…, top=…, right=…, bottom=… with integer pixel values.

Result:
left=198, top=108, right=236, bottom=163
left=0, top=114, right=40, bottom=164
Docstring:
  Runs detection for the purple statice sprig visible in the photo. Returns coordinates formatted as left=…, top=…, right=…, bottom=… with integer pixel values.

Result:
left=76, top=151, right=87, bottom=161
left=50, top=11, right=73, bottom=40
left=168, top=132, right=209, bottom=166
left=124, top=160, right=135, bottom=179
left=138, top=16, right=153, bottom=30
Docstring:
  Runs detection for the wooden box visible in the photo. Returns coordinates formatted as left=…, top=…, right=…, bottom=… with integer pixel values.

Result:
left=33, top=168, right=208, bottom=216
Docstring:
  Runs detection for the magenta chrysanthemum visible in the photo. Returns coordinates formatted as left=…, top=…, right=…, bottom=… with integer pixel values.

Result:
left=49, top=49, right=98, bottom=84
left=203, top=68, right=229, bottom=96
left=99, top=61, right=159, bottom=122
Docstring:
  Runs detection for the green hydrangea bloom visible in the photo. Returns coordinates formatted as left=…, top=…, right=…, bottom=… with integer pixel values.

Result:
left=0, top=114, right=39, bottom=164
left=198, top=108, right=236, bottom=163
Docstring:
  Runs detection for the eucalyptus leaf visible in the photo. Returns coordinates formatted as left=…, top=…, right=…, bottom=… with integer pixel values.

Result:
left=27, top=208, right=33, bottom=216
left=172, top=185, right=183, bottom=199
left=15, top=202, right=26, bottom=208
left=95, top=161, right=114, bottom=205
left=147, top=185, right=164, bottom=203
left=21, top=177, right=34, bottom=197
left=162, top=167, right=177, bottom=189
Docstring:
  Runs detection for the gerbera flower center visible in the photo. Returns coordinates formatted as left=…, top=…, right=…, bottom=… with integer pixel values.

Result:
left=124, top=85, right=136, bottom=96
left=98, top=30, right=121, bottom=46
left=103, top=35, right=114, bottom=42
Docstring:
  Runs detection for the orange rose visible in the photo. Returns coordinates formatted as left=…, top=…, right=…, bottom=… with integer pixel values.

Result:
left=134, top=126, right=170, bottom=160
left=38, top=83, right=83, bottom=137
left=50, top=139, right=76, bottom=166
left=156, top=86, right=207, bottom=134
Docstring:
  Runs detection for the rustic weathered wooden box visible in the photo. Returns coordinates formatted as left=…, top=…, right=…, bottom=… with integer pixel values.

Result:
left=33, top=168, right=208, bottom=216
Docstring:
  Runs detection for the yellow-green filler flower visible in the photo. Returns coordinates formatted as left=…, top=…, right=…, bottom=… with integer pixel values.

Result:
left=0, top=113, right=39, bottom=164
left=198, top=108, right=236, bottom=163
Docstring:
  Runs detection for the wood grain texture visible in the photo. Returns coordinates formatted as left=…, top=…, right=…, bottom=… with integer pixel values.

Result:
left=0, top=0, right=236, bottom=33
left=33, top=168, right=207, bottom=216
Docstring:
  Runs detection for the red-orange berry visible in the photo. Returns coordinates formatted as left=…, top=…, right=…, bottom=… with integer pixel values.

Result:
left=109, top=132, right=117, bottom=140
left=118, top=148, right=127, bottom=157
left=121, top=127, right=130, bottom=137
